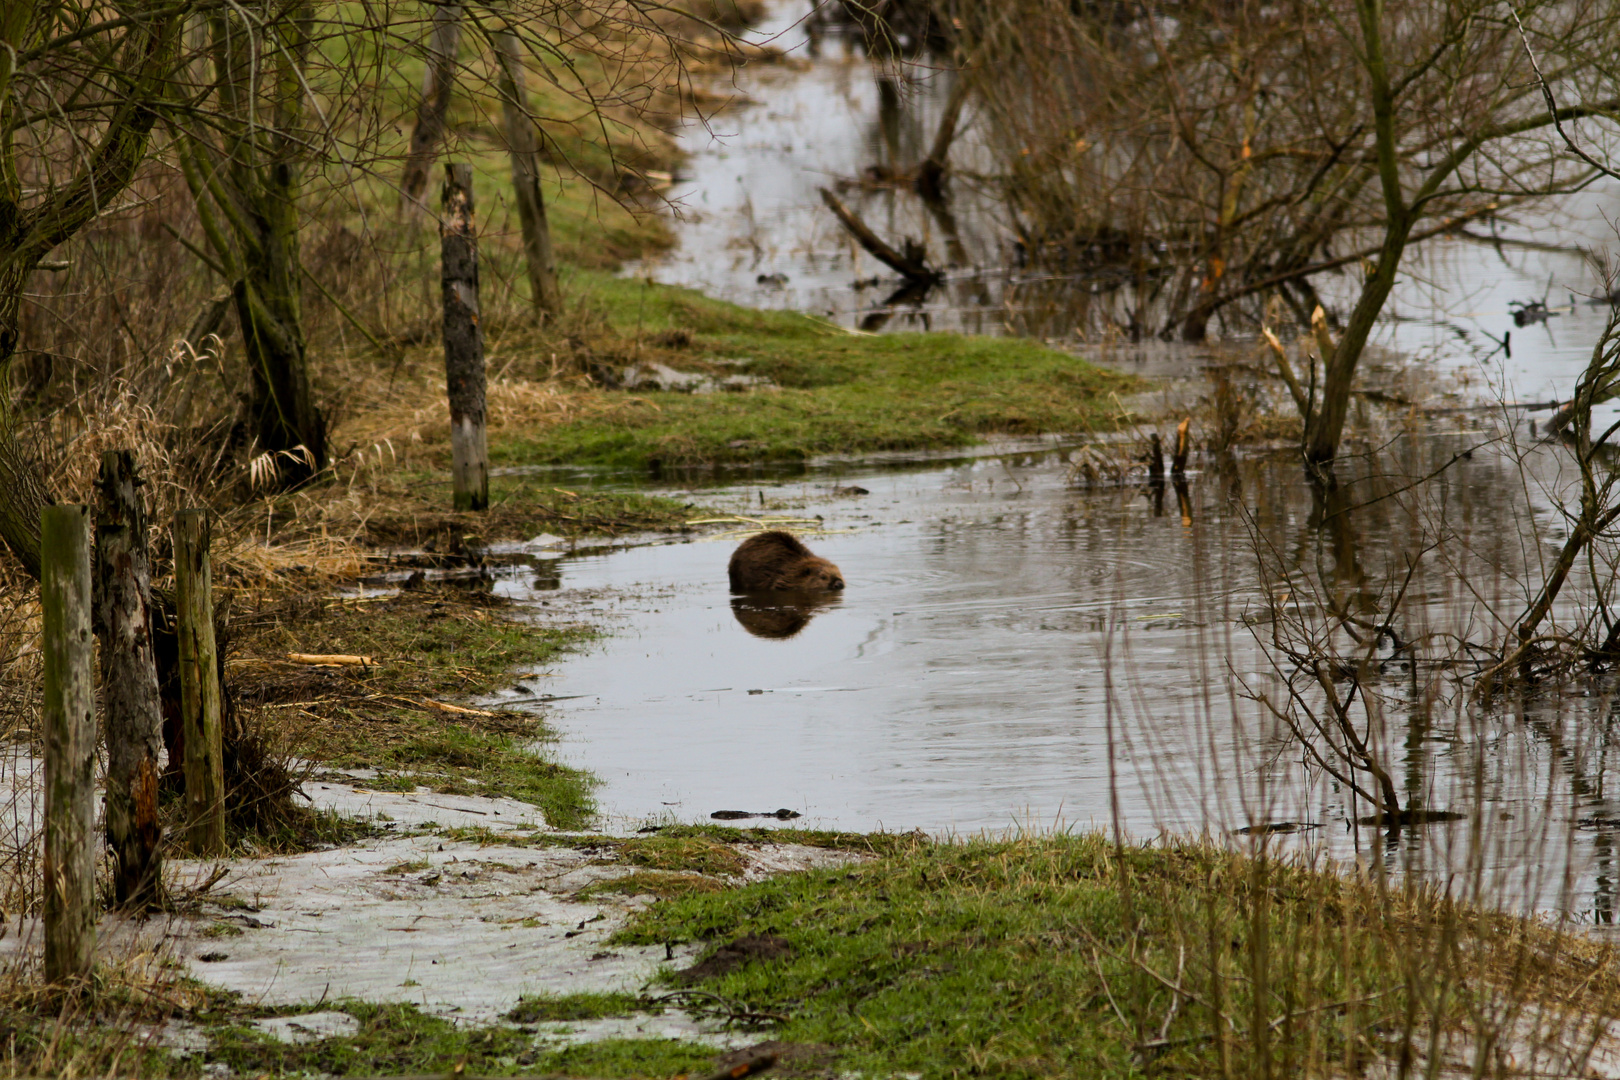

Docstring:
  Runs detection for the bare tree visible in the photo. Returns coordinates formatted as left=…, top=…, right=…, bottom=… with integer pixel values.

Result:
left=0, top=2, right=191, bottom=574
left=400, top=1, right=463, bottom=213
left=948, top=0, right=1620, bottom=464
left=175, top=0, right=327, bottom=485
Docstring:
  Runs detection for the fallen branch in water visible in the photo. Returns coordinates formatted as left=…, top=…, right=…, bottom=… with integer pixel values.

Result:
left=819, top=187, right=941, bottom=284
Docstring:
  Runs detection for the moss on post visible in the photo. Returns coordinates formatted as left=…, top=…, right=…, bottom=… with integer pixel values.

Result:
left=41, top=504, right=95, bottom=985
left=174, top=509, right=225, bottom=854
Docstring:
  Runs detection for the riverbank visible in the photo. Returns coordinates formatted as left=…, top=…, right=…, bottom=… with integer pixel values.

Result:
left=322, top=269, right=1140, bottom=487
left=21, top=829, right=1620, bottom=1077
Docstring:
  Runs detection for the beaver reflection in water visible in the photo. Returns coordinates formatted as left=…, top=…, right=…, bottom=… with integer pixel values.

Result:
left=728, top=531, right=844, bottom=639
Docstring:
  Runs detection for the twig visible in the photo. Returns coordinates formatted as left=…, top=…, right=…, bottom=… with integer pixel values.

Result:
left=1509, top=8, right=1620, bottom=183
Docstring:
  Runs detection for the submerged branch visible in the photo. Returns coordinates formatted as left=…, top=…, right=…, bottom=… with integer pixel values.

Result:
left=819, top=187, right=941, bottom=285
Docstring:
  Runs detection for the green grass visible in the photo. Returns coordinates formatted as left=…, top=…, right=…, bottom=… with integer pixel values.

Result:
left=197, top=999, right=720, bottom=1078
left=611, top=833, right=1620, bottom=1079
left=492, top=274, right=1137, bottom=470
left=432, top=824, right=911, bottom=862
left=203, top=1001, right=534, bottom=1077
left=578, top=870, right=728, bottom=900
left=345, top=480, right=708, bottom=546
left=506, top=991, right=646, bottom=1023
left=527, top=1038, right=720, bottom=1078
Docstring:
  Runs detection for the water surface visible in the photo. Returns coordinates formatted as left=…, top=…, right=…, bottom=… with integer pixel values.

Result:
left=492, top=436, right=1620, bottom=915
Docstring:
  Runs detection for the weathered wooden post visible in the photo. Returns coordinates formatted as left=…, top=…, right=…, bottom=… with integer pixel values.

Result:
left=174, top=509, right=225, bottom=854
left=441, top=162, right=490, bottom=511
left=492, top=28, right=562, bottom=320
left=41, top=504, right=95, bottom=984
left=95, top=451, right=164, bottom=906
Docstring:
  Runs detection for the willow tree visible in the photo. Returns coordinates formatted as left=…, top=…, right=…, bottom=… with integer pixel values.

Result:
left=176, top=0, right=326, bottom=485
left=0, top=1, right=190, bottom=574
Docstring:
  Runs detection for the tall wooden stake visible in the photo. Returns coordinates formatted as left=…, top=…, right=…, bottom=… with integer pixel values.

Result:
left=174, top=509, right=225, bottom=854
left=492, top=28, right=562, bottom=320
left=95, top=451, right=164, bottom=907
left=41, top=504, right=95, bottom=985
left=441, top=162, right=490, bottom=511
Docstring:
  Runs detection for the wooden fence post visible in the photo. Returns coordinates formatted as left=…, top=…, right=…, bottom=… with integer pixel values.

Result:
left=492, top=28, right=562, bottom=320
left=441, top=162, right=490, bottom=512
left=174, top=509, right=225, bottom=854
left=41, top=504, right=95, bottom=985
left=94, top=451, right=164, bottom=906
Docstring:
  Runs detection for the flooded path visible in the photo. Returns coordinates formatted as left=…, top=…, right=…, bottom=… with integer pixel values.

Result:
left=633, top=0, right=1620, bottom=419
left=490, top=434, right=1620, bottom=917
left=589, top=1, right=1620, bottom=915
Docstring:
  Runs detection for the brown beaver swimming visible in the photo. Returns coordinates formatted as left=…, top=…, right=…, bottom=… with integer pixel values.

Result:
left=728, top=530, right=845, bottom=592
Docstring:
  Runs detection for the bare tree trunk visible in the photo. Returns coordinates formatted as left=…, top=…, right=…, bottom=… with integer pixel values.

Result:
left=917, top=75, right=969, bottom=199
left=402, top=3, right=464, bottom=213
left=94, top=451, right=164, bottom=908
left=441, top=164, right=489, bottom=511
left=179, top=2, right=326, bottom=483
left=1305, top=0, right=1413, bottom=467
left=0, top=276, right=49, bottom=579
left=233, top=261, right=326, bottom=480
left=492, top=28, right=561, bottom=320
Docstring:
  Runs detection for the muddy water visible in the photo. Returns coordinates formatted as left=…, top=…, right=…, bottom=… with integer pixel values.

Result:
left=492, top=436, right=1620, bottom=916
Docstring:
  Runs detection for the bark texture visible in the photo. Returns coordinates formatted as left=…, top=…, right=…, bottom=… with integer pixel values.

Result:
left=94, top=451, right=164, bottom=907
left=492, top=28, right=561, bottom=319
left=440, top=163, right=489, bottom=511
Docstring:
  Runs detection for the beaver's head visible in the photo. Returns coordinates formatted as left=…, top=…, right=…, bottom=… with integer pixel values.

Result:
left=781, top=556, right=845, bottom=591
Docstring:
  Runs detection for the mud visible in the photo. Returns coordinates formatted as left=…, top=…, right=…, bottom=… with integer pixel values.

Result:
left=675, top=933, right=793, bottom=984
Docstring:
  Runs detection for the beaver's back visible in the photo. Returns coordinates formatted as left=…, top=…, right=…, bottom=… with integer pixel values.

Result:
left=728, top=530, right=845, bottom=592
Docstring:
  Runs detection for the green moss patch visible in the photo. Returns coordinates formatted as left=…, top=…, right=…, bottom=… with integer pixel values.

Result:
left=491, top=275, right=1137, bottom=471
left=580, top=871, right=728, bottom=901
left=506, top=992, right=645, bottom=1024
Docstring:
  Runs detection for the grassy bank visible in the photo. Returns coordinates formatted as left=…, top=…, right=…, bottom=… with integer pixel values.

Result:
left=578, top=834, right=1620, bottom=1078
left=515, top=276, right=1136, bottom=469
left=336, top=271, right=1140, bottom=479
left=127, top=831, right=1620, bottom=1078
left=229, top=582, right=602, bottom=829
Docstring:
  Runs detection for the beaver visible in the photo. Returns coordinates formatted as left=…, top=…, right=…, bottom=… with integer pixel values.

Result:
left=727, top=530, right=845, bottom=592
